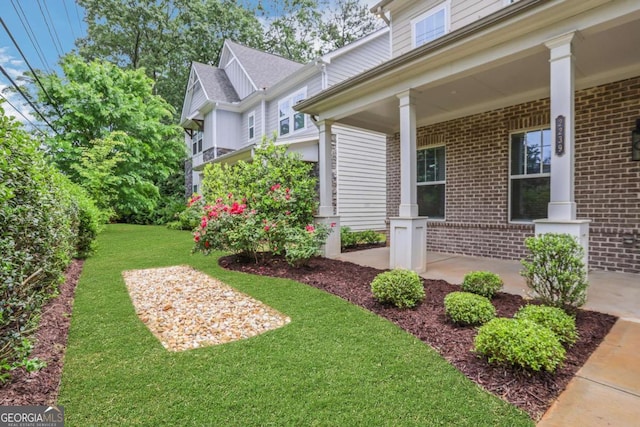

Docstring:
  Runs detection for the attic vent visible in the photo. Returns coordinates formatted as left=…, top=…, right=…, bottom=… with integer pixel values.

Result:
left=417, top=133, right=445, bottom=148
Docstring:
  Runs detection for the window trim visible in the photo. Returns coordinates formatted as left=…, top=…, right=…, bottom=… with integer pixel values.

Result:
left=410, top=1, right=450, bottom=49
left=508, top=126, right=551, bottom=224
left=248, top=111, right=256, bottom=141
left=278, top=88, right=307, bottom=137
left=416, top=144, right=446, bottom=221
left=191, top=129, right=203, bottom=155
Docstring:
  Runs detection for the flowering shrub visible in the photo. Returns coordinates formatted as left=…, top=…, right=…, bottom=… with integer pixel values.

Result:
left=194, top=138, right=330, bottom=264
left=167, top=194, right=206, bottom=230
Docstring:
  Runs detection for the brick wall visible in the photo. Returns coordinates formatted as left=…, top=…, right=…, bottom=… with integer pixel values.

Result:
left=387, top=76, right=640, bottom=273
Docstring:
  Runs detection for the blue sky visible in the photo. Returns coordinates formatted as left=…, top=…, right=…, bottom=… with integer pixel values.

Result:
left=0, top=0, right=379, bottom=126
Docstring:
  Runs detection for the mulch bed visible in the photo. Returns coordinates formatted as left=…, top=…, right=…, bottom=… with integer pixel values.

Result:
left=0, top=260, right=84, bottom=406
left=220, top=254, right=617, bottom=420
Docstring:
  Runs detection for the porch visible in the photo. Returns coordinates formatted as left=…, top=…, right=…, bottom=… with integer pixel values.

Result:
left=338, top=247, right=640, bottom=320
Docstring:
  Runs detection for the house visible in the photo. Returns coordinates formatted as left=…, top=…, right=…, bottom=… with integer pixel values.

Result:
left=180, top=28, right=390, bottom=235
left=296, top=0, right=640, bottom=274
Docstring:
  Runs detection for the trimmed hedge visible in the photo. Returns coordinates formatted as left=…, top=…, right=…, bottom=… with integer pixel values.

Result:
left=371, top=269, right=425, bottom=309
left=474, top=318, right=566, bottom=372
left=461, top=271, right=503, bottom=299
left=514, top=305, right=578, bottom=346
left=444, top=292, right=496, bottom=326
left=1, top=103, right=102, bottom=382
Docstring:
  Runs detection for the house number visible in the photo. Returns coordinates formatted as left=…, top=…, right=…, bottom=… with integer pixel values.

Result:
left=555, top=115, right=565, bottom=156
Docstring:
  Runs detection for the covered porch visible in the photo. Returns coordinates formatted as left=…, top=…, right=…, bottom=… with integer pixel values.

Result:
left=338, top=247, right=640, bottom=320
left=298, top=0, right=640, bottom=275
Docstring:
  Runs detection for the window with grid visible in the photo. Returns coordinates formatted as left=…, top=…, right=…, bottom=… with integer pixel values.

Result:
left=191, top=130, right=203, bottom=155
left=248, top=112, right=255, bottom=140
left=412, top=3, right=448, bottom=48
left=278, top=89, right=306, bottom=136
left=510, top=128, right=551, bottom=221
left=417, top=146, right=445, bottom=219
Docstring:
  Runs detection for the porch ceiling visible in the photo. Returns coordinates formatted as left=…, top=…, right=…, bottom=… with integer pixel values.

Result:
left=334, top=11, right=640, bottom=135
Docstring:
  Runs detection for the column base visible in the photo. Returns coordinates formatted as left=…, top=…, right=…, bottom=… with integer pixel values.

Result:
left=389, top=217, right=427, bottom=273
left=315, top=215, right=340, bottom=259
left=533, top=219, right=591, bottom=271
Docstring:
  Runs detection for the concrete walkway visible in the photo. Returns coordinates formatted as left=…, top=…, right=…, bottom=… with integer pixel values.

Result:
left=338, top=247, right=640, bottom=426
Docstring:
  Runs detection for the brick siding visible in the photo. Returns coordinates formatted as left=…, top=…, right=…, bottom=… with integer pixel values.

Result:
left=387, top=76, right=640, bottom=273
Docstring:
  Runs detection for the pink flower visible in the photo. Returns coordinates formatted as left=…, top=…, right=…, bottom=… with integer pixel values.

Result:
left=285, top=188, right=290, bottom=194
left=306, top=224, right=315, bottom=233
left=285, top=194, right=290, bottom=200
left=216, top=198, right=223, bottom=203
left=331, top=222, right=336, bottom=228
left=204, top=241, right=210, bottom=248
left=264, top=225, right=270, bottom=232
left=201, top=217, right=208, bottom=228
left=285, top=211, right=290, bottom=215
left=227, top=192, right=233, bottom=199
left=270, top=183, right=281, bottom=192
left=194, top=233, right=201, bottom=243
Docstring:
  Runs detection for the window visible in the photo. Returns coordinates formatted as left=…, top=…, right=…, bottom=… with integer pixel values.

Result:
left=248, top=112, right=255, bottom=141
left=191, top=130, right=203, bottom=155
left=279, top=89, right=306, bottom=136
left=193, top=184, right=198, bottom=194
left=417, top=146, right=445, bottom=219
left=510, top=128, right=551, bottom=222
left=412, top=2, right=449, bottom=48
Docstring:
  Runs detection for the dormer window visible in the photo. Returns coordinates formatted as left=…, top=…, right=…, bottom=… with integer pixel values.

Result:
left=279, top=88, right=307, bottom=136
left=412, top=2, right=449, bottom=48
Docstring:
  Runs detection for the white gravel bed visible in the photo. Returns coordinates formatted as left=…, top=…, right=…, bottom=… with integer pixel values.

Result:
left=122, top=265, right=290, bottom=351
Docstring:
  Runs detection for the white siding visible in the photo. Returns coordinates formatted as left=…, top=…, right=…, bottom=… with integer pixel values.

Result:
left=327, top=33, right=390, bottom=86
left=390, top=0, right=502, bottom=57
left=224, top=58, right=255, bottom=100
left=240, top=104, right=262, bottom=145
left=216, top=110, right=242, bottom=150
left=189, top=81, right=206, bottom=115
left=335, top=126, right=387, bottom=231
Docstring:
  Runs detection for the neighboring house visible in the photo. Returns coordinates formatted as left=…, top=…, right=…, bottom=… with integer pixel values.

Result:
left=180, top=28, right=390, bottom=231
left=296, top=0, right=640, bottom=274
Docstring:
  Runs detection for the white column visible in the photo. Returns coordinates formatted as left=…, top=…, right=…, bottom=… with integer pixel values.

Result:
left=317, top=119, right=334, bottom=216
left=546, top=32, right=576, bottom=221
left=397, top=90, right=419, bottom=217
left=389, top=90, right=427, bottom=273
left=315, top=119, right=340, bottom=258
left=535, top=32, right=590, bottom=271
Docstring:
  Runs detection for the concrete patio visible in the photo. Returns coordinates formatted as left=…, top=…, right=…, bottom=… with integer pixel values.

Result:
left=338, top=247, right=640, bottom=426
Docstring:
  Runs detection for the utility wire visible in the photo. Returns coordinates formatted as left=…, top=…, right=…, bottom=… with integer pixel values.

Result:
left=36, top=0, right=63, bottom=57
left=0, top=17, right=63, bottom=118
left=0, top=92, right=48, bottom=138
left=10, top=0, right=52, bottom=73
left=63, top=0, right=77, bottom=41
left=74, top=0, right=84, bottom=31
left=0, top=64, right=58, bottom=135
left=42, top=0, right=66, bottom=53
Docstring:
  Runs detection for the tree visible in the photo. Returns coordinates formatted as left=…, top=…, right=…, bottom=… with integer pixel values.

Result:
left=38, top=55, right=185, bottom=221
left=318, top=0, right=381, bottom=52
left=76, top=0, right=264, bottom=116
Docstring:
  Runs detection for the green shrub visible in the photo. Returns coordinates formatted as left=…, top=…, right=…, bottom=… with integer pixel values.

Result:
left=340, top=226, right=359, bottom=249
left=461, top=271, right=503, bottom=299
left=514, top=305, right=578, bottom=346
left=358, top=230, right=384, bottom=245
left=521, top=233, right=588, bottom=310
left=371, top=269, right=425, bottom=309
left=474, top=318, right=566, bottom=372
left=168, top=194, right=205, bottom=231
left=341, top=227, right=384, bottom=249
left=444, top=292, right=496, bottom=325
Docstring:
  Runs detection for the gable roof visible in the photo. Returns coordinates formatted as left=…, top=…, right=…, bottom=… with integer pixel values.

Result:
left=224, top=40, right=304, bottom=90
left=192, top=62, right=240, bottom=103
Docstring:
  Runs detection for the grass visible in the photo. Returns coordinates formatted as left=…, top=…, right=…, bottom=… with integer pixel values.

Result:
left=59, top=224, right=533, bottom=426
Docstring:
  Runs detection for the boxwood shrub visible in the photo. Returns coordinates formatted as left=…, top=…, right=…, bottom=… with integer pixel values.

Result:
left=461, top=271, right=503, bottom=299
left=371, top=269, right=425, bottom=309
left=444, top=292, right=496, bottom=326
left=514, top=305, right=578, bottom=346
left=474, top=318, right=566, bottom=372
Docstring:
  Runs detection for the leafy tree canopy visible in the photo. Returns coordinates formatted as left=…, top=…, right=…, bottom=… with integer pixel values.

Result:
left=38, top=55, right=185, bottom=221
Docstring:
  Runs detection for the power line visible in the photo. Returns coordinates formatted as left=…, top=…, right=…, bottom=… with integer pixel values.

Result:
left=36, top=0, right=63, bottom=58
left=0, top=64, right=58, bottom=135
left=10, top=0, right=52, bottom=73
left=0, top=92, right=48, bottom=138
left=74, top=1, right=84, bottom=34
left=42, top=0, right=66, bottom=53
left=0, top=17, right=63, bottom=118
left=63, top=0, right=77, bottom=41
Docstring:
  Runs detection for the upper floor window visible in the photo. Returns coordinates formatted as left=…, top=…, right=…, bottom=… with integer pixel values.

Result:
left=417, top=145, right=446, bottom=219
left=279, top=89, right=306, bottom=136
left=248, top=111, right=255, bottom=141
left=192, top=130, right=203, bottom=155
left=412, top=2, right=449, bottom=48
left=510, top=128, right=551, bottom=222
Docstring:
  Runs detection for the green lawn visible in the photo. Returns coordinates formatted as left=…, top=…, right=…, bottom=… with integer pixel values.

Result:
left=59, top=224, right=533, bottom=426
